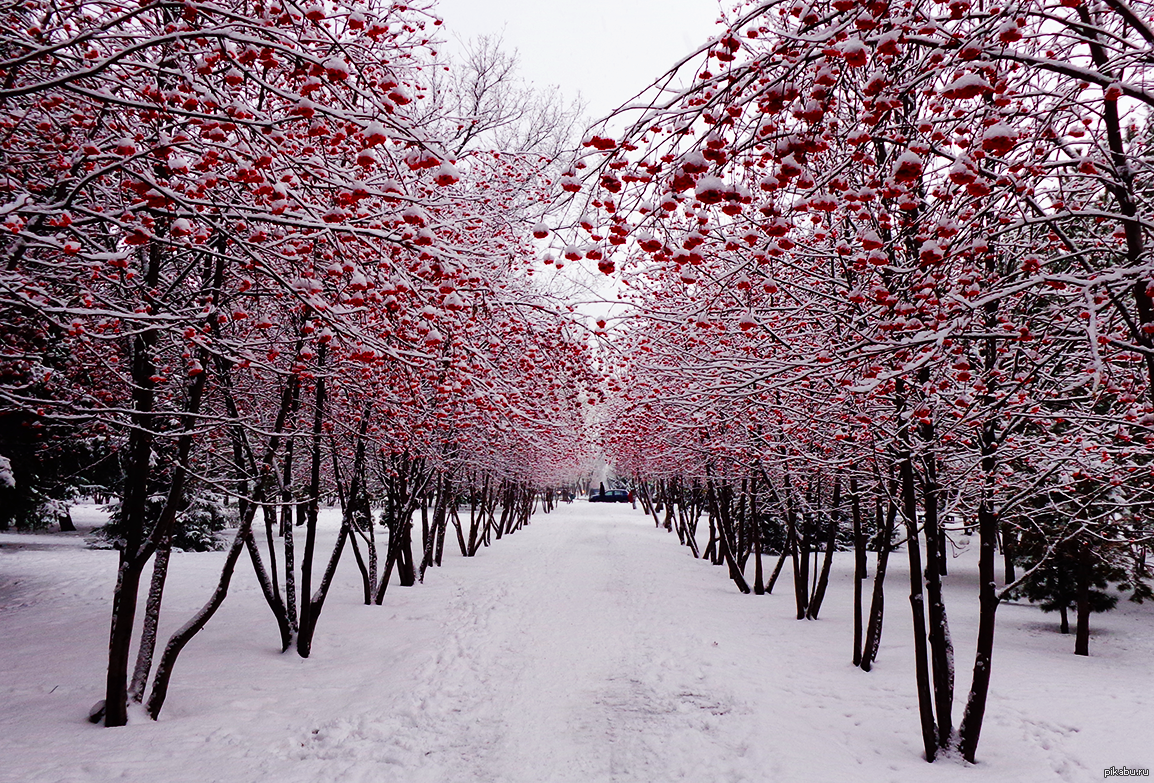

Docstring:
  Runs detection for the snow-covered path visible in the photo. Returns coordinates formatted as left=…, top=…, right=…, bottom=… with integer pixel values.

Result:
left=273, top=506, right=767, bottom=783
left=2, top=503, right=1153, bottom=783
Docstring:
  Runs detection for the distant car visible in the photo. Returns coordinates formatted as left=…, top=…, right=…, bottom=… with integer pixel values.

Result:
left=589, top=489, right=632, bottom=503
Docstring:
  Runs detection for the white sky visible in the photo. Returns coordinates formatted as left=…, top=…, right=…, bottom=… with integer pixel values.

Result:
left=432, top=0, right=723, bottom=123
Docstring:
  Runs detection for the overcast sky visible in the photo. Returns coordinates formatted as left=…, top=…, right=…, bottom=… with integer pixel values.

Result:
left=433, top=0, right=723, bottom=124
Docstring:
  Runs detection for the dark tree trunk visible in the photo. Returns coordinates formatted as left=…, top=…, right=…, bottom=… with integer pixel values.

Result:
left=852, top=479, right=865, bottom=667
left=296, top=523, right=349, bottom=657
left=860, top=496, right=895, bottom=672
left=750, top=472, right=764, bottom=594
left=57, top=508, right=76, bottom=532
left=106, top=552, right=146, bottom=724
left=790, top=519, right=807, bottom=618
left=128, top=544, right=171, bottom=704
left=1075, top=541, right=1091, bottom=656
left=766, top=548, right=788, bottom=595
left=296, top=350, right=327, bottom=658
left=146, top=513, right=257, bottom=719
left=795, top=507, right=810, bottom=619
left=452, top=502, right=468, bottom=557
left=243, top=532, right=292, bottom=651
left=920, top=452, right=954, bottom=748
left=957, top=499, right=1001, bottom=762
left=396, top=517, right=416, bottom=586
left=807, top=475, right=841, bottom=620
left=104, top=360, right=156, bottom=726
left=900, top=451, right=937, bottom=762
left=262, top=505, right=281, bottom=608
left=1001, top=523, right=1017, bottom=585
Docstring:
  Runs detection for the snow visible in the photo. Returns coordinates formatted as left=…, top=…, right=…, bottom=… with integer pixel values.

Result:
left=1, top=503, right=1152, bottom=782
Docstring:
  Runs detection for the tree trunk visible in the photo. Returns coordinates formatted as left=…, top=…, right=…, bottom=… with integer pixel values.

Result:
left=807, top=475, right=841, bottom=620
left=146, top=514, right=255, bottom=719
left=860, top=496, right=895, bottom=672
left=1075, top=541, right=1091, bottom=656
left=957, top=499, right=1001, bottom=762
left=296, top=523, right=349, bottom=657
left=243, top=531, right=292, bottom=651
left=57, top=507, right=76, bottom=532
left=396, top=516, right=416, bottom=586
left=900, top=452, right=937, bottom=762
left=920, top=453, right=954, bottom=748
left=1001, top=523, right=1017, bottom=585
left=788, top=503, right=808, bottom=619
left=128, top=544, right=171, bottom=703
left=103, top=381, right=155, bottom=724
left=296, top=354, right=327, bottom=658
left=852, top=479, right=865, bottom=667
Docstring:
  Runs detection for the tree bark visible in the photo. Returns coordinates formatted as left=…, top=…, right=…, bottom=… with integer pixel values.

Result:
left=860, top=495, right=895, bottom=672
left=957, top=499, right=1001, bottom=762
left=852, top=479, right=865, bottom=666
left=807, top=475, right=841, bottom=619
left=920, top=451, right=954, bottom=748
left=1075, top=540, right=1091, bottom=656
left=296, top=348, right=327, bottom=657
left=900, top=452, right=937, bottom=762
left=146, top=509, right=257, bottom=719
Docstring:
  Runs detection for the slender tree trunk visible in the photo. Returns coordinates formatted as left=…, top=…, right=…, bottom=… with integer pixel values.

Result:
left=766, top=547, right=788, bottom=594
left=749, top=472, right=764, bottom=594
left=296, top=348, right=327, bottom=658
left=807, top=475, right=842, bottom=620
left=128, top=544, right=171, bottom=704
left=957, top=499, right=1001, bottom=762
left=296, top=523, right=349, bottom=657
left=279, top=437, right=295, bottom=538
left=957, top=242, right=1009, bottom=762
left=920, top=451, right=954, bottom=748
left=243, top=531, right=292, bottom=651
left=900, top=450, right=937, bottom=762
left=452, top=501, right=468, bottom=557
left=263, top=504, right=281, bottom=607
left=103, top=359, right=156, bottom=726
left=466, top=479, right=483, bottom=556
left=434, top=478, right=450, bottom=565
left=1001, top=523, right=1017, bottom=585
left=396, top=516, right=416, bottom=586
left=860, top=497, right=893, bottom=672
left=852, top=479, right=866, bottom=667
left=146, top=511, right=259, bottom=719
left=1075, top=541, right=1091, bottom=656
left=788, top=504, right=808, bottom=619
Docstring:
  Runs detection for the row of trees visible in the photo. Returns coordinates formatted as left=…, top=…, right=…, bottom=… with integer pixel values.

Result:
left=567, top=0, right=1154, bottom=764
left=1, top=0, right=594, bottom=725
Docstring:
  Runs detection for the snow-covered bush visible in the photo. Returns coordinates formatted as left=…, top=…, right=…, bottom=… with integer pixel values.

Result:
left=0, top=454, right=13, bottom=488
left=96, top=491, right=234, bottom=552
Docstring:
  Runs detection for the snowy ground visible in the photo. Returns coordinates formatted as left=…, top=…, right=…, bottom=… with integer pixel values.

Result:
left=1, top=502, right=1151, bottom=783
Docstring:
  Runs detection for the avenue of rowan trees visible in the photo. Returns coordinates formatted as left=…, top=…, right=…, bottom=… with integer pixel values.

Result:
left=540, top=0, right=1154, bottom=765
left=0, top=0, right=597, bottom=727
left=3, top=0, right=1153, bottom=768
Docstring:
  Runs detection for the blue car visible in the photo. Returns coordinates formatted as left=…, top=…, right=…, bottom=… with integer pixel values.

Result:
left=589, top=489, right=631, bottom=503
